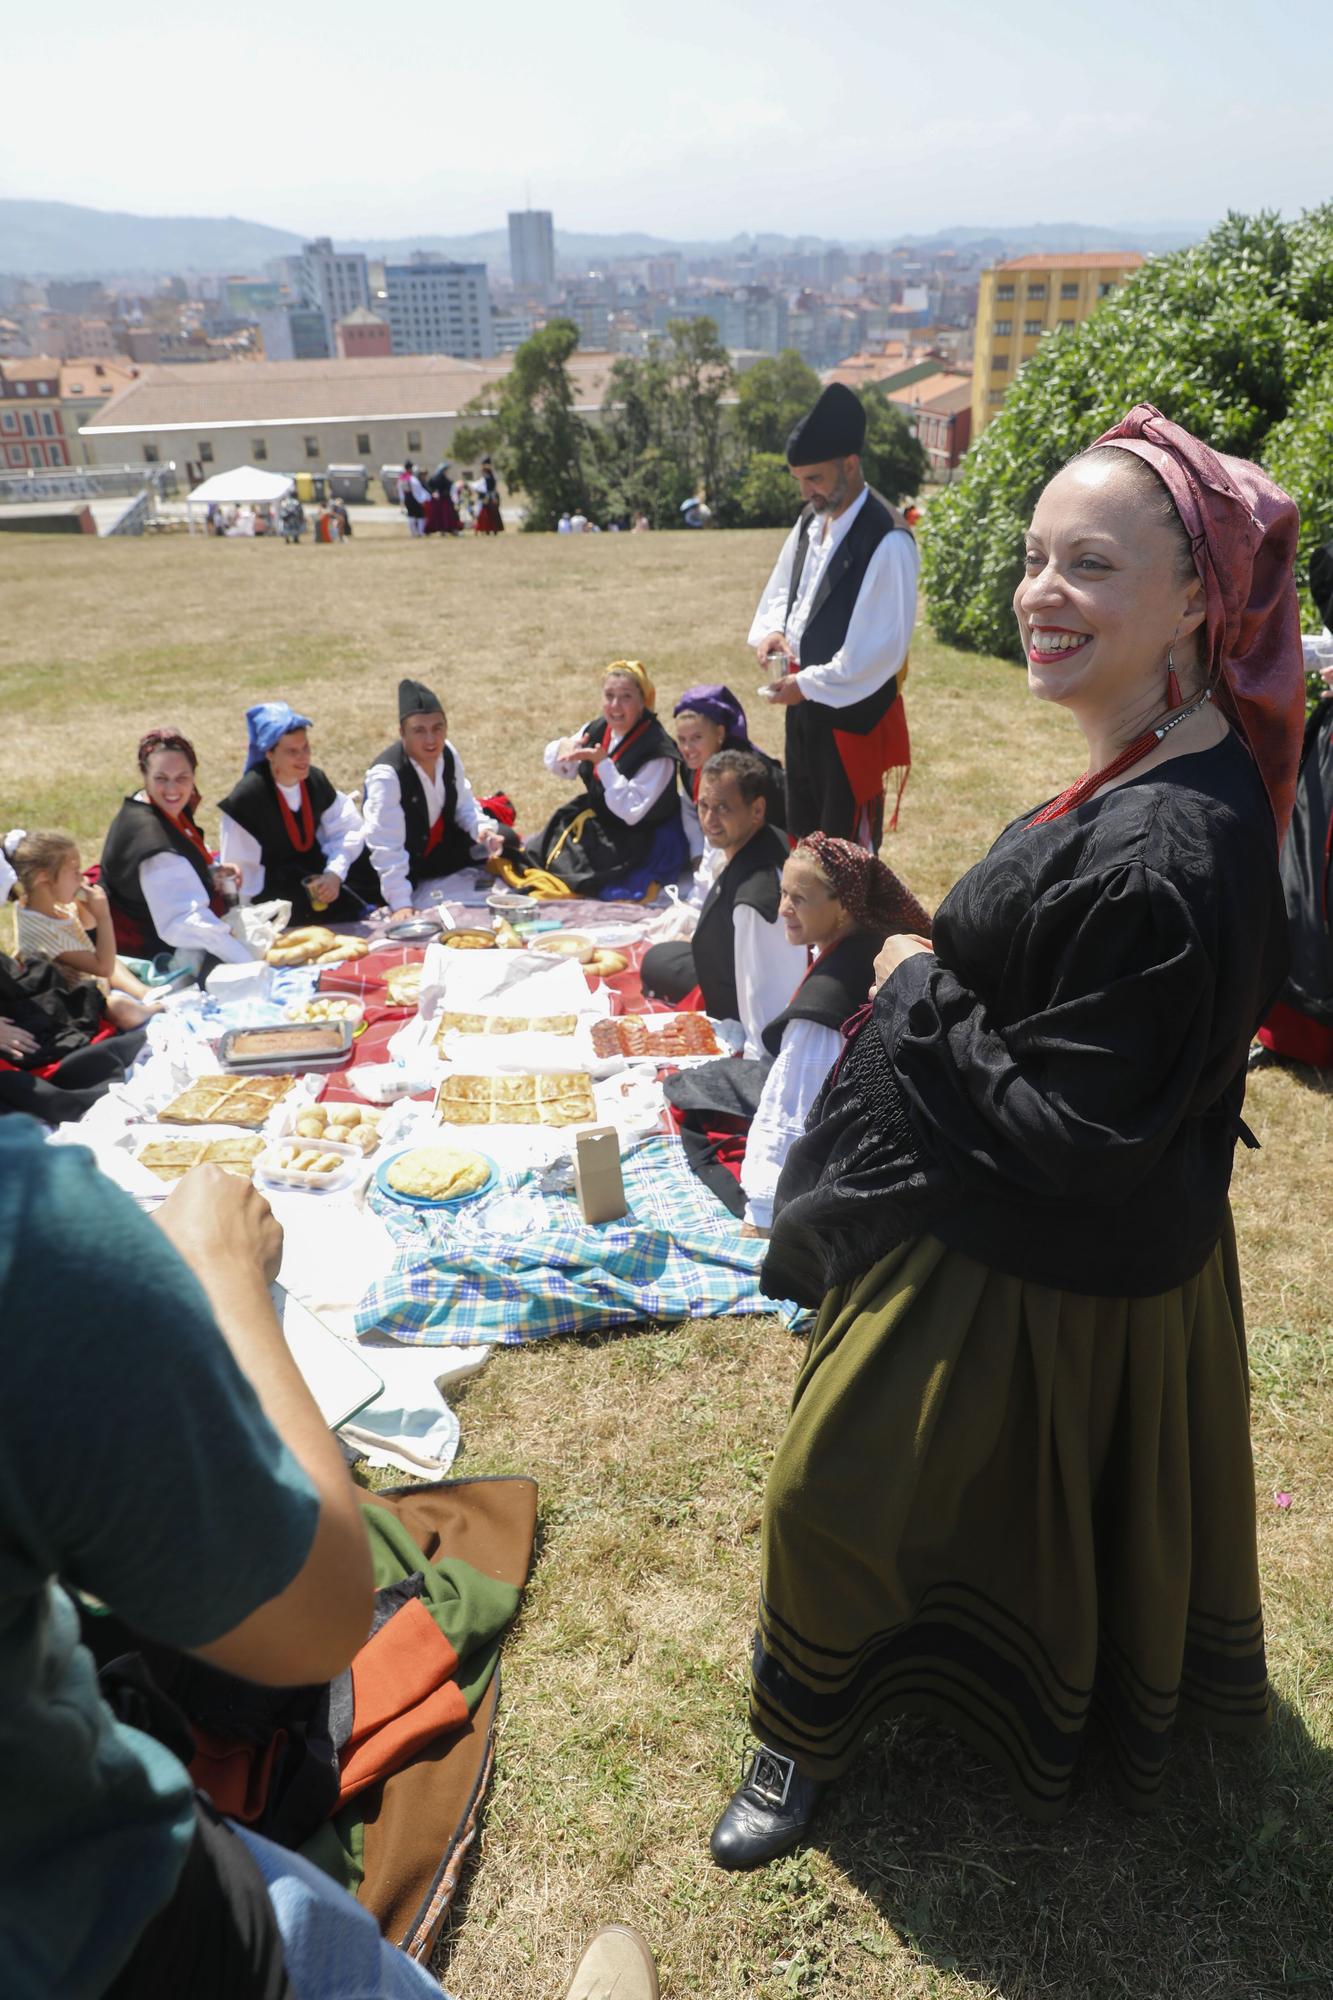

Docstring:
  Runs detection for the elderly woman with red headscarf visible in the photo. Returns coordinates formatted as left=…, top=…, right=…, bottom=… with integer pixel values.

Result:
left=99, top=728, right=257, bottom=972
left=664, top=833, right=929, bottom=1230
left=708, top=408, right=1307, bottom=1871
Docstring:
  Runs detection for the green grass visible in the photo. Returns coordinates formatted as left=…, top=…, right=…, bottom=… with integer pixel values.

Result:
left=2, top=530, right=1330, bottom=1998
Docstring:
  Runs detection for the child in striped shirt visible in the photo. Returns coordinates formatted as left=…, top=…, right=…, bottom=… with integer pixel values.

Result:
left=14, top=830, right=163, bottom=1030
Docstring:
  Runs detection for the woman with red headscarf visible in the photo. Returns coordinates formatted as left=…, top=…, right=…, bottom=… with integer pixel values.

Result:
left=100, top=729, right=257, bottom=972
left=709, top=409, right=1306, bottom=1869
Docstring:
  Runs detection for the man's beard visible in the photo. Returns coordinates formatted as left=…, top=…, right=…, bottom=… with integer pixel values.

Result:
left=809, top=472, right=850, bottom=515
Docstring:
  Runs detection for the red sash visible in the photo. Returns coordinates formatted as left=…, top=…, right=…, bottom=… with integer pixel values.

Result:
left=597, top=715, right=652, bottom=765
left=277, top=782, right=316, bottom=854
left=422, top=811, right=444, bottom=856
left=162, top=807, right=231, bottom=919
left=832, top=695, right=911, bottom=831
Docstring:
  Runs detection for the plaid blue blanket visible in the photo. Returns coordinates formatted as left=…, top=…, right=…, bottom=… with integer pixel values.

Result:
left=356, top=1134, right=775, bottom=1344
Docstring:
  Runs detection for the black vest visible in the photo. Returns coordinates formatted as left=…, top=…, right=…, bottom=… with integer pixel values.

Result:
left=578, top=714, right=680, bottom=844
left=100, top=796, right=218, bottom=957
left=761, top=928, right=880, bottom=1057
left=692, top=825, right=789, bottom=1021
left=375, top=741, right=472, bottom=885
left=217, top=762, right=338, bottom=905
left=1278, top=700, right=1333, bottom=1022
left=786, top=489, right=912, bottom=733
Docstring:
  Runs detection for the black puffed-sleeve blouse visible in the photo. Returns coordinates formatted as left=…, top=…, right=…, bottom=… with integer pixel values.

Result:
left=762, top=731, right=1288, bottom=1307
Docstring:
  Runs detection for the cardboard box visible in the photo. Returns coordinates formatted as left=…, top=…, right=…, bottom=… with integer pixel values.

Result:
left=573, top=1125, right=627, bottom=1224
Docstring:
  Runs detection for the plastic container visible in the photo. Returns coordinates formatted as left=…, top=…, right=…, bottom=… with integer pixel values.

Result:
left=257, top=1134, right=364, bottom=1193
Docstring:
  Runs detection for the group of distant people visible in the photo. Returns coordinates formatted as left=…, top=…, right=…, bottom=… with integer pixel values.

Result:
left=398, top=458, right=503, bottom=537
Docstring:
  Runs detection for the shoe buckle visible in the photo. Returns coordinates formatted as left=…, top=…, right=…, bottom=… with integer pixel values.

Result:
left=746, top=1745, right=794, bottom=1810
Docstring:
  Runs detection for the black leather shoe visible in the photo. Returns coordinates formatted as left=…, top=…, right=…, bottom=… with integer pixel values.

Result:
left=709, top=1746, right=825, bottom=1870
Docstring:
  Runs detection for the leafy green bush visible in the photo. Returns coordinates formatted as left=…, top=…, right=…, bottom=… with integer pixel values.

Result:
left=921, top=207, right=1333, bottom=660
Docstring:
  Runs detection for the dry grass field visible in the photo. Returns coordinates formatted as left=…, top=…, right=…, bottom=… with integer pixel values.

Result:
left=2, top=529, right=1330, bottom=1999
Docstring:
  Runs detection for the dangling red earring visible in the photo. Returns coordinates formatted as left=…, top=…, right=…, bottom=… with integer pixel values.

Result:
left=1166, top=643, right=1181, bottom=711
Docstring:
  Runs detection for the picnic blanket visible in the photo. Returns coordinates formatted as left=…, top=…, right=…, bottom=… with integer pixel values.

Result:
left=356, top=1132, right=772, bottom=1344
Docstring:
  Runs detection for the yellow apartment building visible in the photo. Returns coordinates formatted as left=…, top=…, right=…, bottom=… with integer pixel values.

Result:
left=970, top=252, right=1145, bottom=436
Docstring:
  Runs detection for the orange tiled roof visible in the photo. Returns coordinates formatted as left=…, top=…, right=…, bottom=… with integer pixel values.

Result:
left=885, top=371, right=973, bottom=414
left=60, top=358, right=138, bottom=400
left=995, top=252, right=1145, bottom=272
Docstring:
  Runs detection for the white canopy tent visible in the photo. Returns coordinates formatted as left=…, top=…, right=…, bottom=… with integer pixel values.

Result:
left=186, top=464, right=294, bottom=533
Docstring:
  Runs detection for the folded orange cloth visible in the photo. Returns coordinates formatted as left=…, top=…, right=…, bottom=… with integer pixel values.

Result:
left=337, top=1597, right=467, bottom=1805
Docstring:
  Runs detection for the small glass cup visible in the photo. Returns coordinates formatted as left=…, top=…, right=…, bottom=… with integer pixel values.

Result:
left=210, top=864, right=239, bottom=908
left=302, top=873, right=330, bottom=914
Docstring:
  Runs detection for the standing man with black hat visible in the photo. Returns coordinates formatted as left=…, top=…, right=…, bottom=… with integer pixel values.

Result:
left=362, top=680, right=504, bottom=914
left=748, top=382, right=918, bottom=849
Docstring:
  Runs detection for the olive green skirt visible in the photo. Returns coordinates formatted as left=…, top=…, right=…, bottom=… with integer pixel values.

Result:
left=751, top=1220, right=1268, bottom=1818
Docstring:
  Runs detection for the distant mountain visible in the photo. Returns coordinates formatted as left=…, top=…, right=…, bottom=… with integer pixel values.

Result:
left=894, top=221, right=1208, bottom=255
left=0, top=201, right=304, bottom=278
left=0, top=199, right=1209, bottom=280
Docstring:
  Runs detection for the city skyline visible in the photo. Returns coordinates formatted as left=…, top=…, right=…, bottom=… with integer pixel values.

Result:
left=2, top=0, right=1329, bottom=242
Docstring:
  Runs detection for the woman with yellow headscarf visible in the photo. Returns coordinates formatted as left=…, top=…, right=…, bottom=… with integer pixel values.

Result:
left=538, top=661, right=688, bottom=898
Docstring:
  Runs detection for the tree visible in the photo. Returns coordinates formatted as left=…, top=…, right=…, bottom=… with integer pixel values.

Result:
left=735, top=350, right=823, bottom=455
left=731, top=452, right=798, bottom=528
left=859, top=387, right=930, bottom=505
left=451, top=318, right=598, bottom=531
left=920, top=207, right=1333, bottom=659
left=590, top=318, right=737, bottom=526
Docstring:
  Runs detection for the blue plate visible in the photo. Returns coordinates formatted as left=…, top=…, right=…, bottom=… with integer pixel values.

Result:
left=373, top=1147, right=498, bottom=1208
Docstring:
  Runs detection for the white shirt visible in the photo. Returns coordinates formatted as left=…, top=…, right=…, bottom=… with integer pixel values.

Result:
left=740, top=1015, right=843, bottom=1230
left=137, top=853, right=254, bottom=964
left=362, top=742, right=497, bottom=912
left=398, top=472, right=429, bottom=507
left=543, top=730, right=675, bottom=827
left=219, top=781, right=366, bottom=901
left=730, top=903, right=809, bottom=1059
left=747, top=485, right=919, bottom=708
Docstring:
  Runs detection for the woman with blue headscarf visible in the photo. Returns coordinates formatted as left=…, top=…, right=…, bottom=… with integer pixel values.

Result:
left=217, top=703, right=377, bottom=924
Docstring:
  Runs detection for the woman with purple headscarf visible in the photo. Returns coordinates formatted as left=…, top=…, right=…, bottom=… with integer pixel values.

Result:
left=709, top=408, right=1307, bottom=1870
left=672, top=685, right=785, bottom=862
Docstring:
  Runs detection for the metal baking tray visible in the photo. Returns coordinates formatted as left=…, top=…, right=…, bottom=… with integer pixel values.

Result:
left=218, top=1021, right=355, bottom=1071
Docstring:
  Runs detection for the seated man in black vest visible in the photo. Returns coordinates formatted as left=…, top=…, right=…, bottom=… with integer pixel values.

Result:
left=748, top=382, right=918, bottom=851
left=641, top=750, right=806, bottom=1056
left=362, top=679, right=505, bottom=914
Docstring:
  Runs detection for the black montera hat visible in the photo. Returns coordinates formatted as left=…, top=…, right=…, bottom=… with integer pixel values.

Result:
left=398, top=678, right=444, bottom=720
left=786, top=383, right=867, bottom=466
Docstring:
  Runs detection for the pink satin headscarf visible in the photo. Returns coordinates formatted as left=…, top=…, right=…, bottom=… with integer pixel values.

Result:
left=1093, top=403, right=1305, bottom=841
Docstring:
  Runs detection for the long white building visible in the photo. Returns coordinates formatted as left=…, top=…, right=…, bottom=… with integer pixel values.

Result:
left=80, top=353, right=617, bottom=484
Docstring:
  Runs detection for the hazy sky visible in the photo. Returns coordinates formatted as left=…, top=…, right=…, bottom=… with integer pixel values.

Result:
left=3, top=0, right=1330, bottom=239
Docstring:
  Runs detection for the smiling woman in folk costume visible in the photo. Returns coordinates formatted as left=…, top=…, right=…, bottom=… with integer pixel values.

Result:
left=749, top=382, right=918, bottom=850
left=217, top=703, right=379, bottom=925
left=99, top=728, right=257, bottom=972
left=362, top=678, right=504, bottom=913
left=708, top=406, right=1306, bottom=1871
left=538, top=661, right=688, bottom=898
left=672, top=684, right=786, bottom=862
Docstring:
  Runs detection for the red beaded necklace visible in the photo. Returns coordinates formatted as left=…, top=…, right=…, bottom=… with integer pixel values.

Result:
left=1028, top=687, right=1213, bottom=827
